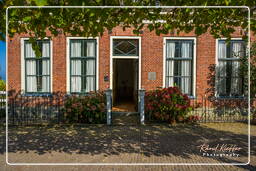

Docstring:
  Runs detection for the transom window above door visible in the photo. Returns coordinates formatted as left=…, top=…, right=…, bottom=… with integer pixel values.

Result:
left=113, top=39, right=139, bottom=56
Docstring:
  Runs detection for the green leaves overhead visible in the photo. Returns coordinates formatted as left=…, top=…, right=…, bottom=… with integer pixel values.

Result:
left=1, top=0, right=256, bottom=56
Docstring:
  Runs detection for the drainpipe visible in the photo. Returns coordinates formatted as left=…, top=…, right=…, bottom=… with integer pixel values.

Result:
left=105, top=89, right=112, bottom=125
left=138, top=89, right=145, bottom=125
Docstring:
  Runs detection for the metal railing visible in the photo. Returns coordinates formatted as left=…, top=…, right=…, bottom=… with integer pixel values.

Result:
left=0, top=91, right=6, bottom=121
left=4, top=91, right=255, bottom=125
left=146, top=95, right=253, bottom=123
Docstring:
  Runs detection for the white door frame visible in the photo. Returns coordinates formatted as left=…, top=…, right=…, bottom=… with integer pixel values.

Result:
left=110, top=36, right=141, bottom=90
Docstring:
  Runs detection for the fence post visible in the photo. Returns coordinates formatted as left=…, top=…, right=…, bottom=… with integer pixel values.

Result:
left=105, top=89, right=112, bottom=125
left=138, top=89, right=145, bottom=125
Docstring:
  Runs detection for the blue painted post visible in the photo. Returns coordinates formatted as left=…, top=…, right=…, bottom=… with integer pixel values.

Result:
left=139, top=89, right=145, bottom=125
left=105, top=89, right=112, bottom=125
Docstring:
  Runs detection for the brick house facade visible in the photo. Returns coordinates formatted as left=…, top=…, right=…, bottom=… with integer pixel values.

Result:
left=8, top=26, right=253, bottom=108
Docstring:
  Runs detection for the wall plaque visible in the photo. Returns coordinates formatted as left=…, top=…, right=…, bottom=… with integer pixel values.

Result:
left=148, top=72, right=156, bottom=81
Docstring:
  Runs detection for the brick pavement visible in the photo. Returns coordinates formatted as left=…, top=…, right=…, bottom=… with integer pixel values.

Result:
left=0, top=123, right=255, bottom=171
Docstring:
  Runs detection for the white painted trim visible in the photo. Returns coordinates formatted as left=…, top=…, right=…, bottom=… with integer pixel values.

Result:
left=20, top=38, right=53, bottom=93
left=215, top=37, right=243, bottom=97
left=163, top=37, right=197, bottom=97
left=66, top=37, right=99, bottom=93
left=110, top=36, right=141, bottom=90
left=50, top=40, right=53, bottom=93
left=111, top=56, right=139, bottom=59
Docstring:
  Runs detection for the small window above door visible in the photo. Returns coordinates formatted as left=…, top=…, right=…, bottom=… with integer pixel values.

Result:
left=113, top=39, right=139, bottom=56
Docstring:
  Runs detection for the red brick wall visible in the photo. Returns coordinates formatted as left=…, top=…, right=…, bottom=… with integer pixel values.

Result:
left=8, top=26, right=249, bottom=97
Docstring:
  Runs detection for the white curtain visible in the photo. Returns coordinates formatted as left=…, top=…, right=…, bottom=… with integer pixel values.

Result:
left=218, top=61, right=227, bottom=95
left=87, top=42, right=95, bottom=57
left=218, top=41, right=227, bottom=59
left=166, top=42, right=175, bottom=87
left=86, top=60, right=95, bottom=92
left=71, top=41, right=81, bottom=57
left=42, top=42, right=50, bottom=57
left=26, top=60, right=37, bottom=92
left=71, top=60, right=81, bottom=92
left=181, top=42, right=191, bottom=94
left=231, top=42, right=243, bottom=95
left=25, top=43, right=36, bottom=57
left=218, top=42, right=227, bottom=95
left=232, top=42, right=243, bottom=58
left=42, top=60, right=50, bottom=92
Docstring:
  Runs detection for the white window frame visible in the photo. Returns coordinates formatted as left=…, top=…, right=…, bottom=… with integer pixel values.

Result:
left=66, top=37, right=99, bottom=93
left=163, top=37, right=197, bottom=97
left=21, top=38, right=53, bottom=93
left=110, top=36, right=142, bottom=89
left=215, top=37, right=244, bottom=97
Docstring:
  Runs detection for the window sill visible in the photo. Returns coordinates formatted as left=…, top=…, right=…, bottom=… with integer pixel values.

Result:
left=215, top=96, right=247, bottom=100
left=188, top=96, right=196, bottom=99
left=22, top=93, right=53, bottom=97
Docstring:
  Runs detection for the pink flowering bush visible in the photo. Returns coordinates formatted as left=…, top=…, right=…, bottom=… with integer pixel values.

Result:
left=145, top=87, right=192, bottom=124
left=64, top=91, right=106, bottom=123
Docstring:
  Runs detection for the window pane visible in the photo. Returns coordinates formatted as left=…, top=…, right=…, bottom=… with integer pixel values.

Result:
left=42, top=76, right=50, bottom=92
left=71, top=60, right=81, bottom=75
left=217, top=77, right=227, bottom=96
left=25, top=43, right=36, bottom=58
left=71, top=76, right=81, bottom=92
left=181, top=77, right=191, bottom=95
left=232, top=42, right=244, bottom=58
left=181, top=60, right=191, bottom=76
left=181, top=42, right=192, bottom=58
left=86, top=60, right=95, bottom=75
left=26, top=76, right=37, bottom=92
left=166, top=42, right=175, bottom=58
left=86, top=77, right=95, bottom=92
left=36, top=76, right=43, bottom=92
left=42, top=60, right=50, bottom=75
left=87, top=42, right=95, bottom=57
left=174, top=42, right=180, bottom=57
left=71, top=40, right=82, bottom=57
left=218, top=41, right=227, bottom=59
left=113, top=39, right=138, bottom=56
left=26, top=60, right=36, bottom=75
left=42, top=42, right=50, bottom=57
left=37, top=60, right=43, bottom=76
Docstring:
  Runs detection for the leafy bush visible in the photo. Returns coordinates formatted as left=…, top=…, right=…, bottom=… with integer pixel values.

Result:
left=145, top=87, right=192, bottom=124
left=0, top=109, right=5, bottom=119
left=64, top=91, right=106, bottom=124
left=0, top=80, right=5, bottom=91
left=185, top=115, right=200, bottom=123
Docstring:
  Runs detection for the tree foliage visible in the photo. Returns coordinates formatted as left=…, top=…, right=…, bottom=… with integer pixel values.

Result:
left=0, top=80, right=6, bottom=91
left=0, top=1, right=255, bottom=44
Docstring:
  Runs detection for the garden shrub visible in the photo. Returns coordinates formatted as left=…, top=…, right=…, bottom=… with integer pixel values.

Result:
left=185, top=115, right=200, bottom=123
left=64, top=91, right=106, bottom=124
left=145, top=87, right=192, bottom=124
